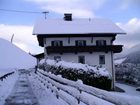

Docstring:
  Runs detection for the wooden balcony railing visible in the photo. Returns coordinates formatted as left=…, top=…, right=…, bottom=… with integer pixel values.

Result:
left=46, top=45, right=123, bottom=54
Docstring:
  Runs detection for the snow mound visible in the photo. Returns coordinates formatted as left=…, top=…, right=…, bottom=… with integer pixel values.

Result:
left=0, top=38, right=36, bottom=71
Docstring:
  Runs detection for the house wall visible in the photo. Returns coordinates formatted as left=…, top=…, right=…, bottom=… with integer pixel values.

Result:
left=46, top=52, right=113, bottom=74
left=44, top=37, right=114, bottom=76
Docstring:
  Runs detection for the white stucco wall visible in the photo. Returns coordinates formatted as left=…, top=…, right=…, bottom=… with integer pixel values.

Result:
left=46, top=52, right=113, bottom=75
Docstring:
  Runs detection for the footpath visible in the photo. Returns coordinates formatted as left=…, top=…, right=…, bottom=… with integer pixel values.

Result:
left=4, top=69, right=39, bottom=105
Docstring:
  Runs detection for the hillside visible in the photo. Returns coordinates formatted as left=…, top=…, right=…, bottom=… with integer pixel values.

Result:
left=123, top=51, right=140, bottom=64
left=0, top=38, right=36, bottom=71
left=115, top=43, right=140, bottom=64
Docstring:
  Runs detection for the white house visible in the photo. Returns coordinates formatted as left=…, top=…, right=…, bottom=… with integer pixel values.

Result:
left=33, top=13, right=125, bottom=89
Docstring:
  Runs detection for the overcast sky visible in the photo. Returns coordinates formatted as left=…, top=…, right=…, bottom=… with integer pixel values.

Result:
left=0, top=0, right=140, bottom=54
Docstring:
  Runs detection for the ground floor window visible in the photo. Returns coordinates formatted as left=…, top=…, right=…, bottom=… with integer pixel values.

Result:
left=99, top=55, right=105, bottom=64
left=78, top=56, right=85, bottom=64
left=54, top=56, right=61, bottom=62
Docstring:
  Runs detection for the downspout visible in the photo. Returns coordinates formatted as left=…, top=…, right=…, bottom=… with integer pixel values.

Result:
left=111, top=50, right=115, bottom=90
left=43, top=38, right=47, bottom=61
left=111, top=36, right=115, bottom=90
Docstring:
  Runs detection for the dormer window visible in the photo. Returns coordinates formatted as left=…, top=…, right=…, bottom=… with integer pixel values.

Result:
left=52, top=40, right=63, bottom=47
left=96, top=40, right=106, bottom=46
left=75, top=40, right=86, bottom=46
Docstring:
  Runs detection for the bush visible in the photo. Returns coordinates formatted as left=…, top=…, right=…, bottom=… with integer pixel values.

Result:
left=116, top=64, right=140, bottom=85
left=39, top=59, right=112, bottom=90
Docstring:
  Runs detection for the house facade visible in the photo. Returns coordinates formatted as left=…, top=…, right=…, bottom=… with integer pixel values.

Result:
left=33, top=14, right=125, bottom=89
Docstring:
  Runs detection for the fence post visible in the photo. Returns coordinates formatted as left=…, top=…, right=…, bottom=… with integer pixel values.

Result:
left=77, top=87, right=82, bottom=104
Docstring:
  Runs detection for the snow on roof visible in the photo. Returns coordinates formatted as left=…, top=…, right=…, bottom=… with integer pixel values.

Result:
left=33, top=18, right=126, bottom=35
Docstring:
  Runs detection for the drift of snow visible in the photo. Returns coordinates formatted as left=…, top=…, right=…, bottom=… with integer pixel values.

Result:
left=0, top=38, right=36, bottom=73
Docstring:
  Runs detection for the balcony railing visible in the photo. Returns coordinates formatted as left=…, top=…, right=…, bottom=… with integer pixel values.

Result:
left=46, top=45, right=123, bottom=54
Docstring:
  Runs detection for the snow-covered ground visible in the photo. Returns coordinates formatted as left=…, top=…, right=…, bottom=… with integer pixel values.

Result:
left=0, top=38, right=36, bottom=70
left=110, top=83, right=140, bottom=105
left=116, top=83, right=140, bottom=96
left=4, top=70, right=39, bottom=105
left=1, top=69, right=140, bottom=105
left=0, top=71, right=18, bottom=105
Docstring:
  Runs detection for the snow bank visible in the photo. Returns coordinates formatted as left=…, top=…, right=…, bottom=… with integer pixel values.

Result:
left=0, top=38, right=36, bottom=70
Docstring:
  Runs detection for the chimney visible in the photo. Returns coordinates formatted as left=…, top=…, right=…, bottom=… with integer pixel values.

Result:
left=64, top=13, right=72, bottom=21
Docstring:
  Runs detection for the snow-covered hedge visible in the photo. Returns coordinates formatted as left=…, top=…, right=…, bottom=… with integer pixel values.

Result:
left=39, top=59, right=112, bottom=90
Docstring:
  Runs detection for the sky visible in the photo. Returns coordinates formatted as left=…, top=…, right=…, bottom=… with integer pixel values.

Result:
left=0, top=0, right=140, bottom=54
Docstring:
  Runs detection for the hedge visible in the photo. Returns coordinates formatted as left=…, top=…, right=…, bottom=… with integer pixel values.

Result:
left=38, top=60, right=112, bottom=90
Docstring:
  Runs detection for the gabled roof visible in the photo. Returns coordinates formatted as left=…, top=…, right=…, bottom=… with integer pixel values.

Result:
left=33, top=18, right=126, bottom=35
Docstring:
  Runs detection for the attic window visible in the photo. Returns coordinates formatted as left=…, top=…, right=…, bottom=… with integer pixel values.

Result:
left=64, top=13, right=72, bottom=21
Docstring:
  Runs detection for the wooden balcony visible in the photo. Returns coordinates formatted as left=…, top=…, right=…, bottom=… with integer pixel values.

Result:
left=46, top=45, right=123, bottom=54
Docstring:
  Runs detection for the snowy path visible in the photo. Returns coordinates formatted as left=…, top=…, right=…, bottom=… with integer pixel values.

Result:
left=4, top=70, right=39, bottom=105
left=116, top=83, right=140, bottom=96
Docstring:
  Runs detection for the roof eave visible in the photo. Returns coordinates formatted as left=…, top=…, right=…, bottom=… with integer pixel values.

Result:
left=33, top=32, right=126, bottom=35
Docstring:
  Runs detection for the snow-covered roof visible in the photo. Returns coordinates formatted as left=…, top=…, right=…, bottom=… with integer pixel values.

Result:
left=33, top=18, right=126, bottom=35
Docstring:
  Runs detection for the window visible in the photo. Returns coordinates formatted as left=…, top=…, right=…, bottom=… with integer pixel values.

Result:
left=96, top=40, right=106, bottom=46
left=52, top=40, right=63, bottom=47
left=78, top=56, right=85, bottom=64
left=99, top=55, right=105, bottom=64
left=54, top=56, right=61, bottom=62
left=75, top=40, right=86, bottom=46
